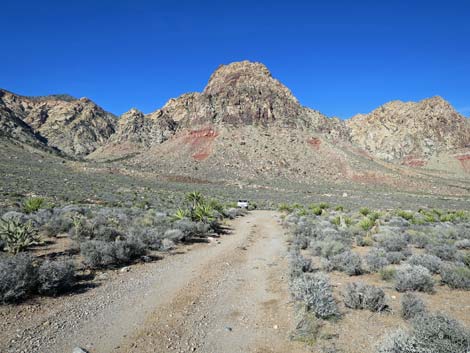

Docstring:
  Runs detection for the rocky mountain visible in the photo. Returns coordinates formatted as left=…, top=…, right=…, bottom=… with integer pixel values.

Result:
left=1, top=61, right=469, bottom=187
left=348, top=97, right=470, bottom=163
left=0, top=89, right=117, bottom=156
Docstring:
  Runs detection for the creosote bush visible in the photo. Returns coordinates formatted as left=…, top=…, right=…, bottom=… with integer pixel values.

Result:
left=343, top=282, right=387, bottom=312
left=395, top=264, right=434, bottom=293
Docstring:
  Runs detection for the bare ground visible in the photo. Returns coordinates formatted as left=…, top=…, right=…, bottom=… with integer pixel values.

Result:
left=0, top=211, right=306, bottom=353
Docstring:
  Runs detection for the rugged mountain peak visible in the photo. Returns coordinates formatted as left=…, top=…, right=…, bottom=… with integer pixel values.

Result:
left=0, top=89, right=117, bottom=156
left=157, top=60, right=342, bottom=131
left=348, top=97, right=470, bottom=161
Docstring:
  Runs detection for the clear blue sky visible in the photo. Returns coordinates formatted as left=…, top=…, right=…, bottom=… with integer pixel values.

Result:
left=1, top=0, right=469, bottom=118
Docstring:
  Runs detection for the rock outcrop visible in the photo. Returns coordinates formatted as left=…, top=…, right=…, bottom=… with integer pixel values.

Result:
left=0, top=89, right=117, bottom=156
left=347, top=97, right=470, bottom=161
left=158, top=61, right=349, bottom=140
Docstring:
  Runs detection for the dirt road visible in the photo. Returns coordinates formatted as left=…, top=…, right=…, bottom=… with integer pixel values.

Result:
left=0, top=211, right=306, bottom=353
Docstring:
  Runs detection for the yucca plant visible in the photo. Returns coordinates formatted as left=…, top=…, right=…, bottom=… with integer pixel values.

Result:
left=23, top=197, right=45, bottom=214
left=0, top=218, right=41, bottom=254
left=192, top=204, right=215, bottom=223
left=172, top=208, right=190, bottom=221
left=185, top=191, right=204, bottom=209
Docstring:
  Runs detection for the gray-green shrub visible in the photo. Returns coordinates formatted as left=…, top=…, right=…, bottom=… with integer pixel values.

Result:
left=400, top=292, right=426, bottom=320
left=38, top=260, right=75, bottom=296
left=0, top=254, right=37, bottom=303
left=407, top=253, right=442, bottom=274
left=395, top=265, right=434, bottom=293
left=291, top=273, right=339, bottom=319
left=343, top=282, right=387, bottom=312
left=440, top=264, right=470, bottom=290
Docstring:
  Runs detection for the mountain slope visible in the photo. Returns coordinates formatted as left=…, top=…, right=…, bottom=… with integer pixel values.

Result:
left=0, top=89, right=117, bottom=156
left=347, top=97, right=470, bottom=163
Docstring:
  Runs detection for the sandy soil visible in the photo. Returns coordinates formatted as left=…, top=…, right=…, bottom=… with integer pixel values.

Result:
left=0, top=211, right=306, bottom=353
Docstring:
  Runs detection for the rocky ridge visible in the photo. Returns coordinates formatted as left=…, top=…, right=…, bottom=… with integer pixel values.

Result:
left=1, top=61, right=469, bottom=182
left=0, top=89, right=117, bottom=156
left=347, top=97, right=470, bottom=162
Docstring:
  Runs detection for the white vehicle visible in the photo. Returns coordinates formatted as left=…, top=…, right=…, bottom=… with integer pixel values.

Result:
left=237, top=199, right=249, bottom=208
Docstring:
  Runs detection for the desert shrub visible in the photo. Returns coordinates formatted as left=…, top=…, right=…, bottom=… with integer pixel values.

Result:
left=128, top=227, right=162, bottom=250
left=0, top=253, right=37, bottom=303
left=80, top=239, right=145, bottom=268
left=377, top=313, right=470, bottom=353
left=290, top=251, right=313, bottom=279
left=386, top=251, right=408, bottom=265
left=440, top=264, right=470, bottom=290
left=291, top=273, right=339, bottom=319
left=395, top=264, right=434, bottom=293
left=455, top=239, right=470, bottom=250
left=358, top=217, right=375, bottom=231
left=292, top=235, right=309, bottom=250
left=377, top=234, right=408, bottom=252
left=163, top=229, right=185, bottom=242
left=410, top=232, right=431, bottom=248
left=396, top=210, right=414, bottom=221
left=343, top=282, right=387, bottom=312
left=335, top=205, right=344, bottom=212
left=330, top=216, right=341, bottom=227
left=41, top=215, right=73, bottom=237
left=407, top=254, right=442, bottom=274
left=173, top=220, right=211, bottom=239
left=401, top=292, right=426, bottom=320
left=0, top=218, right=41, bottom=254
left=23, top=197, right=45, bottom=214
left=279, top=203, right=293, bottom=212
left=37, top=260, right=75, bottom=296
left=356, top=234, right=373, bottom=247
left=329, top=251, right=363, bottom=275
left=311, top=240, right=347, bottom=259
left=318, top=202, right=329, bottom=210
left=311, top=207, right=323, bottom=216
left=378, top=313, right=470, bottom=353
left=379, top=266, right=397, bottom=281
left=359, top=207, right=370, bottom=216
left=366, top=248, right=391, bottom=272
left=427, top=243, right=457, bottom=261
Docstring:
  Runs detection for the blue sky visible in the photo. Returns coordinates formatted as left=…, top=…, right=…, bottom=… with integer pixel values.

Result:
left=1, top=0, right=469, bottom=118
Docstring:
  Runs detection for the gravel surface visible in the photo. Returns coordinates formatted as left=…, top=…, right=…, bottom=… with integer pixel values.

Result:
left=0, top=211, right=305, bottom=353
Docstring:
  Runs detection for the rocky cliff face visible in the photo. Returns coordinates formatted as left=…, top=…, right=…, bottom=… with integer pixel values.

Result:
left=347, top=97, right=470, bottom=161
left=158, top=61, right=349, bottom=140
left=0, top=89, right=117, bottom=156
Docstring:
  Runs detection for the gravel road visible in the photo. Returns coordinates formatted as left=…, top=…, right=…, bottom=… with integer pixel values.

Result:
left=0, top=211, right=305, bottom=353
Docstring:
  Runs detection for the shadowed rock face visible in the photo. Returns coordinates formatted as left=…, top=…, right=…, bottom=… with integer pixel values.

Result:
left=0, top=89, right=117, bottom=156
left=348, top=97, right=470, bottom=161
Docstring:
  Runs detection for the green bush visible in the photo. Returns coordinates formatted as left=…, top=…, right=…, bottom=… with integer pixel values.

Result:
left=396, top=209, right=414, bottom=221
left=23, top=197, right=45, bottom=214
left=379, top=266, right=397, bottom=281
left=358, top=217, right=375, bottom=231
left=359, top=207, right=370, bottom=216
